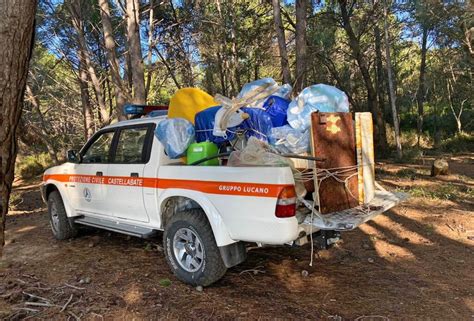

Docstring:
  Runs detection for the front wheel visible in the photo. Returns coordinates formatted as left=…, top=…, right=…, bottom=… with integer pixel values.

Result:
left=48, top=190, right=77, bottom=240
left=163, top=209, right=227, bottom=286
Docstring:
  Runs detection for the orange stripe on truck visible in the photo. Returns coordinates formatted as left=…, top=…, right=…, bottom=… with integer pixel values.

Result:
left=43, top=174, right=289, bottom=198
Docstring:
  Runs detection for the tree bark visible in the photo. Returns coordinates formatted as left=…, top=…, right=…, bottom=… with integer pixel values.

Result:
left=295, top=0, right=307, bottom=93
left=126, top=0, right=146, bottom=103
left=0, top=0, right=36, bottom=255
left=68, top=0, right=109, bottom=125
left=383, top=0, right=402, bottom=158
left=169, top=0, right=194, bottom=88
left=145, top=0, right=154, bottom=100
left=228, top=0, right=241, bottom=90
left=272, top=0, right=291, bottom=85
left=78, top=60, right=94, bottom=140
left=374, top=26, right=387, bottom=118
left=99, top=0, right=128, bottom=120
left=416, top=25, right=428, bottom=146
left=338, top=0, right=387, bottom=153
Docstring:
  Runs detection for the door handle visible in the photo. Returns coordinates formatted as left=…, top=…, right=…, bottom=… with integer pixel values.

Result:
left=130, top=172, right=139, bottom=178
left=96, top=171, right=103, bottom=176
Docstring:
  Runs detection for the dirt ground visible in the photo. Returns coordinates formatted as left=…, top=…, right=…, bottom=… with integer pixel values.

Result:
left=1, top=154, right=473, bottom=320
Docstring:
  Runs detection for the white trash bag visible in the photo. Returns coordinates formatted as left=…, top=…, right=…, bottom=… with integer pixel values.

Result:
left=287, top=84, right=349, bottom=131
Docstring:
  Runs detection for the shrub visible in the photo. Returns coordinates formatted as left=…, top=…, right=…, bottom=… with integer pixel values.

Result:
left=438, top=132, right=474, bottom=153
left=399, top=183, right=469, bottom=201
left=395, top=168, right=418, bottom=179
left=16, top=153, right=54, bottom=179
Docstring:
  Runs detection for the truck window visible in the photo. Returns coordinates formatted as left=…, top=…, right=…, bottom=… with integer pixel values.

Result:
left=114, top=127, right=149, bottom=163
left=82, top=131, right=115, bottom=163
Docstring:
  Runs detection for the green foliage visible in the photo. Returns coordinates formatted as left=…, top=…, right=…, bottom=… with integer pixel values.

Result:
left=26, top=0, right=471, bottom=164
left=399, top=183, right=471, bottom=201
left=8, top=192, right=22, bottom=211
left=439, top=133, right=474, bottom=153
left=395, top=168, right=419, bottom=179
left=159, top=278, right=172, bottom=287
left=16, top=153, right=54, bottom=180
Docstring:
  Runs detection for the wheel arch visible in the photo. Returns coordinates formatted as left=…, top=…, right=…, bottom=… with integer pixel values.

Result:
left=158, top=189, right=235, bottom=247
left=43, top=182, right=75, bottom=217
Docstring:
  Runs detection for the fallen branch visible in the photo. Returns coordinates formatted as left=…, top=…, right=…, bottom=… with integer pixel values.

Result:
left=64, top=283, right=85, bottom=290
left=22, top=291, right=51, bottom=303
left=24, top=301, right=54, bottom=307
left=239, top=268, right=266, bottom=275
left=239, top=265, right=265, bottom=275
left=60, top=294, right=74, bottom=312
left=445, top=223, right=456, bottom=232
left=12, top=307, right=39, bottom=312
left=68, top=311, right=81, bottom=321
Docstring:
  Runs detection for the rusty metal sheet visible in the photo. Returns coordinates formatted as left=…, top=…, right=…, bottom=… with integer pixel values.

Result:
left=310, top=112, right=359, bottom=214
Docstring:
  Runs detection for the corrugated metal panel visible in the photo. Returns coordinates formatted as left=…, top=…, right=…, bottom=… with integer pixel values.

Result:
left=310, top=112, right=359, bottom=214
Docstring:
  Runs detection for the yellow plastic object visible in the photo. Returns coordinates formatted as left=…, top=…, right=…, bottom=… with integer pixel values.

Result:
left=168, top=88, right=218, bottom=124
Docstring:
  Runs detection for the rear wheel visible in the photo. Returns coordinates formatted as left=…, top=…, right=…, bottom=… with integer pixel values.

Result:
left=48, top=190, right=77, bottom=240
left=163, top=209, right=227, bottom=286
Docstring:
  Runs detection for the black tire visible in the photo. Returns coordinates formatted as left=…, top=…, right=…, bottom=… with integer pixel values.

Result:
left=48, top=190, right=77, bottom=240
left=163, top=209, right=227, bottom=286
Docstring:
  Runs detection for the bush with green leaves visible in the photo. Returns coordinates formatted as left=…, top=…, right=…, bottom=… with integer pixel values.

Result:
left=16, top=153, right=54, bottom=179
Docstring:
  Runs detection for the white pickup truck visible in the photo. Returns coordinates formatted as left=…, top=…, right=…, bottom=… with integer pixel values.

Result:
left=41, top=115, right=405, bottom=286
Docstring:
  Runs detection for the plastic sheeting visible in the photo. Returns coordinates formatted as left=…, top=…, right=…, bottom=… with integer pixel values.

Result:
left=237, top=78, right=292, bottom=108
left=270, top=125, right=310, bottom=154
left=262, top=96, right=290, bottom=127
left=240, top=107, right=273, bottom=142
left=195, top=106, right=238, bottom=145
left=287, top=84, right=349, bottom=131
left=195, top=106, right=273, bottom=144
left=228, top=137, right=290, bottom=167
left=155, top=118, right=195, bottom=159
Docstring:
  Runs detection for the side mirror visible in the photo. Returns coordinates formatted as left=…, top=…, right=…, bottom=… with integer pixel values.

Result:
left=67, top=150, right=81, bottom=163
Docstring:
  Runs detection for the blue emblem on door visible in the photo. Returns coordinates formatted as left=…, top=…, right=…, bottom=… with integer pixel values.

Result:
left=83, top=187, right=92, bottom=202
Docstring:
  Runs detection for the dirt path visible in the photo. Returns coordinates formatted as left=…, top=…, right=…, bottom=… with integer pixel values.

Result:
left=1, top=156, right=473, bottom=320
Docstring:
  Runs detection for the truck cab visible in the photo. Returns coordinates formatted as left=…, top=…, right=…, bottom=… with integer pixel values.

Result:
left=42, top=115, right=405, bottom=286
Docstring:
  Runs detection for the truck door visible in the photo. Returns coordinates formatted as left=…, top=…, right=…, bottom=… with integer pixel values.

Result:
left=106, top=124, right=154, bottom=223
left=69, top=130, right=115, bottom=216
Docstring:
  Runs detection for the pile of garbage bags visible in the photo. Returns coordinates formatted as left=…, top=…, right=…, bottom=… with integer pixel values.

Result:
left=151, top=78, right=350, bottom=163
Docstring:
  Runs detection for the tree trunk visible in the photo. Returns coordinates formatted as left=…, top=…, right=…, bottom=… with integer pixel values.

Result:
left=216, top=52, right=227, bottom=96
left=295, top=0, right=307, bottom=93
left=78, top=60, right=94, bottom=140
left=126, top=0, right=146, bottom=103
left=338, top=0, right=387, bottom=153
left=69, top=0, right=109, bottom=125
left=228, top=0, right=241, bottom=91
left=0, top=0, right=36, bottom=255
left=383, top=0, right=402, bottom=159
left=99, top=0, right=128, bottom=120
left=272, top=0, right=291, bottom=85
left=145, top=0, right=154, bottom=100
left=416, top=25, right=428, bottom=146
left=374, top=26, right=387, bottom=118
